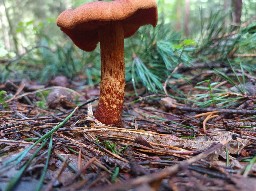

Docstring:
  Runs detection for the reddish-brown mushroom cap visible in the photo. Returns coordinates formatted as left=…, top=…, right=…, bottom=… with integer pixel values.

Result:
left=57, top=0, right=157, bottom=51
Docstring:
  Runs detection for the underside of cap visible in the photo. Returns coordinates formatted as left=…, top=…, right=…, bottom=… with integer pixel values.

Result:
left=57, top=0, right=158, bottom=51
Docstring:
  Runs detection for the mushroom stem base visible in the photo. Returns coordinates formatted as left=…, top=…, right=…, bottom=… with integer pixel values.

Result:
left=94, top=22, right=125, bottom=126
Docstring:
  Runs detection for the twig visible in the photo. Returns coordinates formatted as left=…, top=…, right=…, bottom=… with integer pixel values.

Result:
left=177, top=62, right=225, bottom=72
left=166, top=104, right=256, bottom=115
left=163, top=63, right=183, bottom=96
left=79, top=97, right=99, bottom=108
left=202, top=114, right=219, bottom=133
left=195, top=111, right=219, bottom=133
left=194, top=111, right=219, bottom=117
left=6, top=81, right=25, bottom=102
left=0, top=139, right=32, bottom=146
left=233, top=54, right=256, bottom=57
left=6, top=86, right=82, bottom=103
left=63, top=157, right=98, bottom=187
left=5, top=81, right=33, bottom=105
left=78, top=148, right=82, bottom=171
left=92, top=141, right=228, bottom=191
left=44, top=156, right=69, bottom=191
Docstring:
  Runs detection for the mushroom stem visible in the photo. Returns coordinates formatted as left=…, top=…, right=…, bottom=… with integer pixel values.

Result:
left=94, top=22, right=125, bottom=126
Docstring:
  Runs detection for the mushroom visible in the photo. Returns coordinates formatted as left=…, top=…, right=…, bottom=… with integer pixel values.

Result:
left=57, top=0, right=158, bottom=126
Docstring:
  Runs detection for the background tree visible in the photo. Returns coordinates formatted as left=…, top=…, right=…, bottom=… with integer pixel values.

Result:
left=232, top=0, right=243, bottom=24
left=184, top=0, right=190, bottom=36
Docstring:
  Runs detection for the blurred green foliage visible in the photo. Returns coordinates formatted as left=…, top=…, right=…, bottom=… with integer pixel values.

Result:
left=0, top=90, right=8, bottom=109
left=0, top=0, right=255, bottom=99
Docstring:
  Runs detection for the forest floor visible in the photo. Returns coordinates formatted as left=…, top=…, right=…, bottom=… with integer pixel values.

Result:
left=0, top=72, right=256, bottom=191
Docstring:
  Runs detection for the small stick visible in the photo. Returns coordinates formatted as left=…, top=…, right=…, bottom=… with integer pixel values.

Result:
left=195, top=111, right=219, bottom=117
left=63, top=157, right=98, bottom=187
left=6, top=81, right=25, bottom=103
left=167, top=104, right=256, bottom=115
left=78, top=148, right=82, bottom=171
left=0, top=139, right=32, bottom=146
left=202, top=114, right=219, bottom=133
left=163, top=63, right=183, bottom=96
left=6, top=86, right=82, bottom=103
left=233, top=54, right=256, bottom=57
left=44, top=157, right=69, bottom=191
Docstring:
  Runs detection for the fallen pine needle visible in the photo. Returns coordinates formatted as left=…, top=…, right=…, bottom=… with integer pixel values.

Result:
left=93, top=141, right=228, bottom=191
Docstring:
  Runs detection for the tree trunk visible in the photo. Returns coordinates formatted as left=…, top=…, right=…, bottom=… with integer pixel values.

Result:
left=2, top=0, right=20, bottom=55
left=174, top=0, right=183, bottom=32
left=184, top=0, right=190, bottom=36
left=232, top=0, right=242, bottom=25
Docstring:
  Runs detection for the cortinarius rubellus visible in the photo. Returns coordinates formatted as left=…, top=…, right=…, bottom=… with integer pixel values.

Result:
left=57, top=0, right=158, bottom=126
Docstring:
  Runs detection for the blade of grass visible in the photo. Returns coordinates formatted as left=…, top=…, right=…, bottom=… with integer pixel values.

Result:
left=3, top=106, right=79, bottom=166
left=132, top=56, right=162, bottom=93
left=3, top=105, right=81, bottom=191
left=4, top=139, right=48, bottom=191
left=35, top=135, right=53, bottom=191
left=226, top=147, right=230, bottom=166
left=243, top=156, right=256, bottom=177
left=111, top=167, right=120, bottom=183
